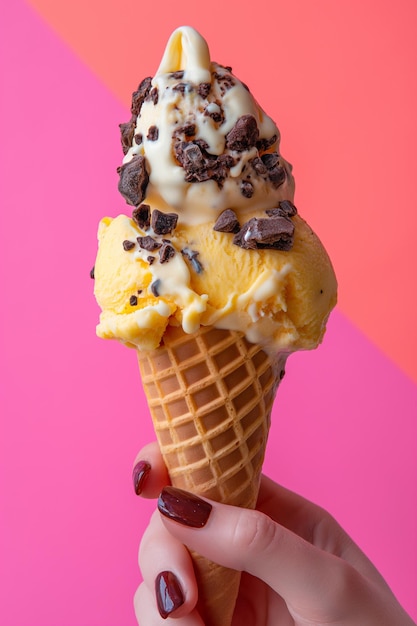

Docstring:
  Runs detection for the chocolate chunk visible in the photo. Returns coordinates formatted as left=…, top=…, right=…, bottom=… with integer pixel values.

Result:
left=233, top=216, right=294, bottom=250
left=132, top=204, right=151, bottom=230
left=250, top=157, right=268, bottom=176
left=170, top=71, right=184, bottom=79
left=204, top=102, right=224, bottom=124
left=256, top=134, right=278, bottom=152
left=266, top=200, right=298, bottom=218
left=181, top=248, right=203, bottom=273
left=241, top=180, right=254, bottom=198
left=130, top=295, right=138, bottom=306
left=159, top=242, right=176, bottom=263
left=213, top=209, right=240, bottom=233
left=131, top=77, right=152, bottom=116
left=147, top=256, right=155, bottom=265
left=178, top=142, right=205, bottom=170
left=137, top=236, right=161, bottom=251
left=147, top=125, right=159, bottom=141
left=119, top=120, right=135, bottom=155
left=117, top=155, right=149, bottom=206
left=175, top=123, right=196, bottom=137
left=172, top=82, right=192, bottom=94
left=151, top=279, right=161, bottom=296
left=257, top=152, right=286, bottom=188
left=268, top=166, right=286, bottom=188
left=232, top=222, right=256, bottom=250
left=134, top=133, right=143, bottom=145
left=279, top=200, right=298, bottom=217
left=261, top=152, right=279, bottom=169
left=151, top=210, right=178, bottom=235
left=214, top=71, right=235, bottom=94
left=225, top=115, right=259, bottom=152
left=149, top=87, right=159, bottom=105
left=175, top=139, right=235, bottom=186
left=198, top=82, right=211, bottom=98
left=90, top=266, right=95, bottom=279
left=123, top=239, right=136, bottom=251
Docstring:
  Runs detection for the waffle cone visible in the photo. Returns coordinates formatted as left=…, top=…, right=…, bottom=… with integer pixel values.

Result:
left=137, top=325, right=287, bottom=626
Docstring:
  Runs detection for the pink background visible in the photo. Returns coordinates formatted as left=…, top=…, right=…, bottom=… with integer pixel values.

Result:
left=1, top=1, right=416, bottom=624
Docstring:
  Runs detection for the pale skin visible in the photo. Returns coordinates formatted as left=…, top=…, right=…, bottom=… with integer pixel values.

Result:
left=134, top=442, right=416, bottom=626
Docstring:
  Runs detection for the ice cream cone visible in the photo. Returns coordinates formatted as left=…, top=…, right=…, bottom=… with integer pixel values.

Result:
left=137, top=324, right=287, bottom=626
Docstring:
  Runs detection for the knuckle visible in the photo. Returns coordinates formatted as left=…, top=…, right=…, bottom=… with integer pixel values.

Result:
left=326, top=559, right=363, bottom=613
left=231, top=509, right=278, bottom=566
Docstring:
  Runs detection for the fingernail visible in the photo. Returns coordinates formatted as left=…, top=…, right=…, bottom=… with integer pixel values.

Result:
left=158, top=486, right=212, bottom=528
left=155, top=570, right=184, bottom=619
left=132, top=460, right=151, bottom=495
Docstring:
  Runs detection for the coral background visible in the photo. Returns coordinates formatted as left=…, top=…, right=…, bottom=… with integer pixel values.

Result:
left=1, top=1, right=416, bottom=624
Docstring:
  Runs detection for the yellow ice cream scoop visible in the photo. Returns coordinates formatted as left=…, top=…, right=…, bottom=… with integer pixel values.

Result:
left=94, top=202, right=336, bottom=354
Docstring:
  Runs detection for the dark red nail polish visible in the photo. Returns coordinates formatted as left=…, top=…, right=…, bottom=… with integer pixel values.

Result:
left=155, top=570, right=184, bottom=619
left=132, top=460, right=151, bottom=495
left=158, top=486, right=212, bottom=528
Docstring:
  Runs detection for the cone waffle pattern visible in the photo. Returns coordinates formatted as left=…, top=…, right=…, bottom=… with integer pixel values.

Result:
left=137, top=326, right=287, bottom=626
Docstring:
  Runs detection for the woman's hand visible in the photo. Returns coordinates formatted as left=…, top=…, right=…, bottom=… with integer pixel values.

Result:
left=133, top=442, right=415, bottom=625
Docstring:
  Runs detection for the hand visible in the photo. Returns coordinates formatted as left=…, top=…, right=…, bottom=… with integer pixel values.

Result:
left=132, top=442, right=415, bottom=626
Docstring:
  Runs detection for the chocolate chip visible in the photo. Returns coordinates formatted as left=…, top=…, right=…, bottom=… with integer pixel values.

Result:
left=241, top=180, right=254, bottom=198
left=170, top=71, right=184, bottom=79
left=134, top=134, right=143, bottom=145
left=225, top=115, right=259, bottom=152
left=130, top=295, right=138, bottom=306
left=213, top=209, right=240, bottom=233
left=233, top=216, right=294, bottom=250
left=159, top=242, right=176, bottom=263
left=147, top=125, right=159, bottom=141
left=123, top=240, right=136, bottom=251
left=119, top=120, right=136, bottom=155
left=131, top=77, right=152, bottom=116
left=132, top=204, right=151, bottom=230
left=151, top=210, right=178, bottom=235
left=151, top=279, right=161, bottom=296
left=90, top=266, right=95, bottom=279
left=117, top=155, right=149, bottom=206
left=147, top=256, right=155, bottom=265
left=198, top=82, right=211, bottom=98
left=137, top=289, right=143, bottom=294
left=181, top=248, right=203, bottom=273
left=137, top=236, right=161, bottom=251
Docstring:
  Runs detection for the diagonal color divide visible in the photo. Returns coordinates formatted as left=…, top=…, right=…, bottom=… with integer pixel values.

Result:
left=1, top=5, right=415, bottom=626
left=25, top=0, right=417, bottom=385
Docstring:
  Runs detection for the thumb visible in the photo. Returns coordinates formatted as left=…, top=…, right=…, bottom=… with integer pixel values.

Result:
left=157, top=486, right=364, bottom=621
